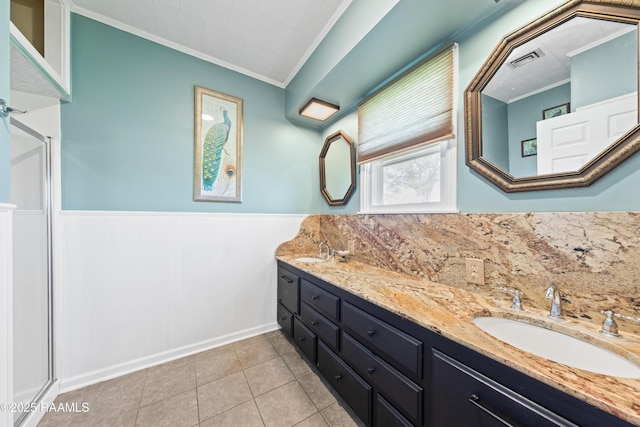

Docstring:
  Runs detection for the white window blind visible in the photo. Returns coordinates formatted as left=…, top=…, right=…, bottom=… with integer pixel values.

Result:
left=358, top=42, right=457, bottom=164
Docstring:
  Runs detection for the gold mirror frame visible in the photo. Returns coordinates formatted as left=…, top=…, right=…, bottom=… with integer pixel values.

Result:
left=465, top=0, right=640, bottom=192
left=319, top=130, right=356, bottom=206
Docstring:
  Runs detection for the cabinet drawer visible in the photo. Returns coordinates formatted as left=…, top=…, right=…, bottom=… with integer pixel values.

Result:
left=317, top=341, right=372, bottom=426
left=376, top=395, right=413, bottom=427
left=277, top=302, right=293, bottom=337
left=293, top=317, right=317, bottom=364
left=301, top=279, right=340, bottom=320
left=343, top=301, right=423, bottom=378
left=277, top=267, right=300, bottom=315
left=300, top=302, right=340, bottom=351
left=432, top=350, right=577, bottom=427
left=342, top=333, right=422, bottom=425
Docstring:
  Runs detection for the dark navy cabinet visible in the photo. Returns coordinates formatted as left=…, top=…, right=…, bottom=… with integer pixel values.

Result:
left=318, top=341, right=373, bottom=425
left=276, top=302, right=293, bottom=337
left=342, top=332, right=423, bottom=426
left=276, top=260, right=635, bottom=427
left=277, top=265, right=299, bottom=316
left=432, top=350, right=576, bottom=427
left=300, top=302, right=340, bottom=351
left=342, top=301, right=423, bottom=379
left=293, top=317, right=317, bottom=363
left=277, top=264, right=299, bottom=336
left=278, top=262, right=421, bottom=426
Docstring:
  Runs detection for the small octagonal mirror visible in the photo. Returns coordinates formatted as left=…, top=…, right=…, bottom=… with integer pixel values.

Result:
left=320, top=130, right=356, bottom=206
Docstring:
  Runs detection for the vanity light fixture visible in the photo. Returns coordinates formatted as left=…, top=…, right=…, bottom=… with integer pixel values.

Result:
left=299, top=98, right=340, bottom=121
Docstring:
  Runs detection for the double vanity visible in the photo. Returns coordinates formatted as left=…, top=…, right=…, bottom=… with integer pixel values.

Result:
left=275, top=253, right=640, bottom=427
left=274, top=1, right=640, bottom=424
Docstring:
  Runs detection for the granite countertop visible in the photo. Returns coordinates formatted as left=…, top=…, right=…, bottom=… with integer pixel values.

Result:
left=277, top=254, right=640, bottom=426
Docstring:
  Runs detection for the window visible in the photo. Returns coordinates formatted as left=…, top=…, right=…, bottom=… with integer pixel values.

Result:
left=359, top=43, right=458, bottom=213
left=361, top=140, right=456, bottom=213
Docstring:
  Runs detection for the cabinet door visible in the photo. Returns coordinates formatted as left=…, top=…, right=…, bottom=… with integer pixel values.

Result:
left=293, top=317, right=317, bottom=364
left=432, top=350, right=577, bottom=427
left=376, top=395, right=413, bottom=427
left=317, top=341, right=372, bottom=426
left=277, top=302, right=293, bottom=337
left=343, top=301, right=422, bottom=378
left=301, top=279, right=340, bottom=320
left=277, top=267, right=300, bottom=315
left=342, top=333, right=422, bottom=425
left=300, top=302, right=340, bottom=351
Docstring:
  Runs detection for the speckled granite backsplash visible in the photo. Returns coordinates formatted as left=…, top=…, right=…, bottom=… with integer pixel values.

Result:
left=276, top=212, right=640, bottom=334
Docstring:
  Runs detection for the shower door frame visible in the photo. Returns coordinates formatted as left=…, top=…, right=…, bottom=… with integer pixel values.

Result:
left=10, top=117, right=55, bottom=427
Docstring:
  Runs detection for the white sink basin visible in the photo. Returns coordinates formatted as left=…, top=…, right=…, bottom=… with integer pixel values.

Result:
left=294, top=256, right=326, bottom=263
left=473, top=316, right=640, bottom=378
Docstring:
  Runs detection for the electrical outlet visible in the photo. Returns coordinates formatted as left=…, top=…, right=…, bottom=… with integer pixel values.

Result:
left=466, top=258, right=484, bottom=285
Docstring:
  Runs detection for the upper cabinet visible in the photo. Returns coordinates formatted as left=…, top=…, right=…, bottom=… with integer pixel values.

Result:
left=10, top=0, right=71, bottom=101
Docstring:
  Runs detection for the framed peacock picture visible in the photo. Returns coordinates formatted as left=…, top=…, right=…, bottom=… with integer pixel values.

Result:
left=193, top=85, right=243, bottom=202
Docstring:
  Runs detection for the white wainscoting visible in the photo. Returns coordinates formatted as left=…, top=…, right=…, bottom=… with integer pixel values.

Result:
left=0, top=204, right=15, bottom=427
left=58, top=211, right=305, bottom=391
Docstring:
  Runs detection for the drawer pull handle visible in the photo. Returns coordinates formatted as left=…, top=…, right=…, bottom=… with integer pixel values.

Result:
left=311, top=321, right=319, bottom=326
left=367, top=367, right=375, bottom=374
left=280, top=275, right=294, bottom=284
left=312, top=295, right=319, bottom=300
left=298, top=337, right=306, bottom=342
left=367, top=329, right=376, bottom=337
left=280, top=316, right=288, bottom=321
left=335, top=374, right=342, bottom=381
left=468, top=394, right=517, bottom=427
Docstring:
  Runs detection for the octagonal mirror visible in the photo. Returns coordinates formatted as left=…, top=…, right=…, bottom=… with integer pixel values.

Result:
left=320, top=130, right=356, bottom=206
left=465, top=0, right=640, bottom=192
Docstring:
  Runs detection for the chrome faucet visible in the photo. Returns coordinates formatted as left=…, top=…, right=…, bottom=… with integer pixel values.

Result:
left=600, top=309, right=640, bottom=337
left=498, top=287, right=523, bottom=311
left=545, top=285, right=563, bottom=319
left=318, top=241, right=333, bottom=260
left=600, top=310, right=620, bottom=337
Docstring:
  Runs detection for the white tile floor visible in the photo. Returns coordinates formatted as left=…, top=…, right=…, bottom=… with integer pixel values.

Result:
left=37, top=330, right=363, bottom=427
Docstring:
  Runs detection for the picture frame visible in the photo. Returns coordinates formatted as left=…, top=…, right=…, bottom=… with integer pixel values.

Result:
left=542, top=102, right=570, bottom=120
left=194, top=85, right=243, bottom=202
left=521, top=138, right=537, bottom=157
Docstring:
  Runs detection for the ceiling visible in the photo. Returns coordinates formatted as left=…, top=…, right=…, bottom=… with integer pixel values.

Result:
left=483, top=17, right=636, bottom=104
left=68, top=0, right=530, bottom=129
left=70, top=0, right=353, bottom=88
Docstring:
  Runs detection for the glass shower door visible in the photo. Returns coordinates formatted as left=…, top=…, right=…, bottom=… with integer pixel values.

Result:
left=10, top=118, right=53, bottom=425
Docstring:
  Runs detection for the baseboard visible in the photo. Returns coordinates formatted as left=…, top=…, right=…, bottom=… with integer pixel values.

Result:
left=59, top=322, right=280, bottom=393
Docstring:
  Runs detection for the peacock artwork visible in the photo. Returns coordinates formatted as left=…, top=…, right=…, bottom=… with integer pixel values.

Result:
left=194, top=86, right=243, bottom=202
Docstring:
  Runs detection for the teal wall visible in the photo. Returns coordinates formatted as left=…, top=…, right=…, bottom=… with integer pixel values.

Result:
left=507, top=83, right=570, bottom=177
left=61, top=2, right=640, bottom=214
left=285, top=0, right=398, bottom=129
left=61, top=14, right=322, bottom=213
left=303, top=0, right=640, bottom=214
left=0, top=1, right=9, bottom=202
left=572, top=30, right=637, bottom=110
left=456, top=0, right=640, bottom=212
left=480, top=94, right=508, bottom=172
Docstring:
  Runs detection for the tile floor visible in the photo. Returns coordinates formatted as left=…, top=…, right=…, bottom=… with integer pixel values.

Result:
left=38, top=330, right=364, bottom=427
